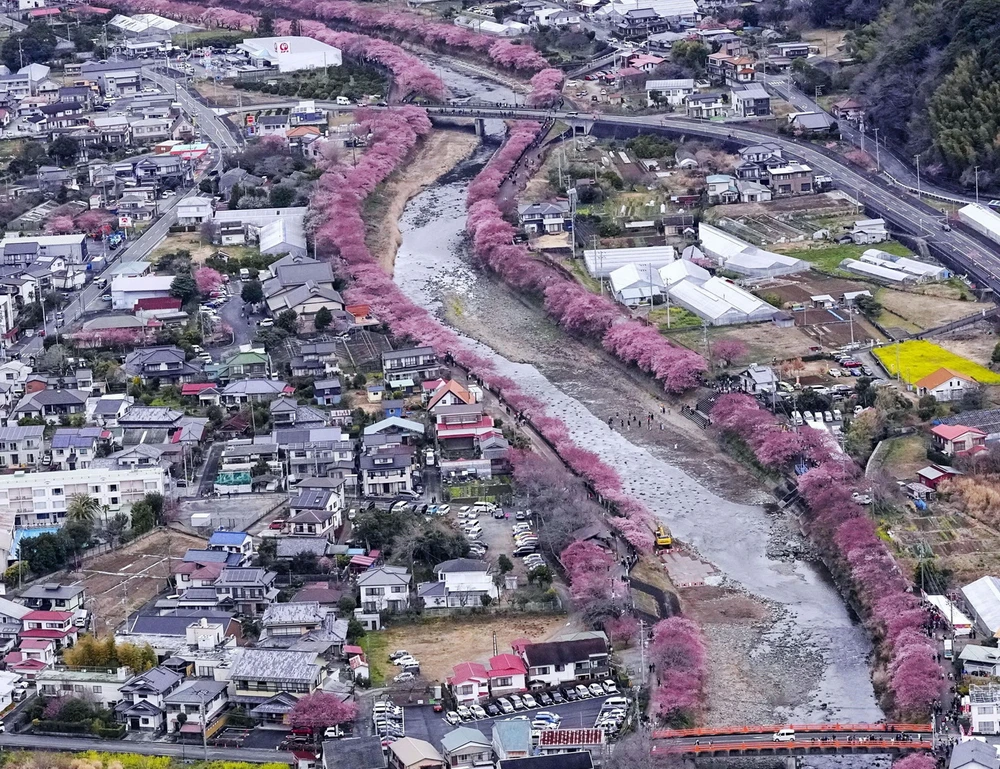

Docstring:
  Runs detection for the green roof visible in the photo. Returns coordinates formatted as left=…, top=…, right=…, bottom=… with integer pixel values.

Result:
left=215, top=471, right=251, bottom=485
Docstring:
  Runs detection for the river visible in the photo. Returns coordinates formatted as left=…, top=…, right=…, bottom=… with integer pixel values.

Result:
left=391, top=61, right=884, bottom=730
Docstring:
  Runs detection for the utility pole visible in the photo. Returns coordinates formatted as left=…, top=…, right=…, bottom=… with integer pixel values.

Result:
left=915, top=154, right=921, bottom=200
left=975, top=165, right=980, bottom=204
left=873, top=127, right=880, bottom=173
left=638, top=618, right=646, bottom=686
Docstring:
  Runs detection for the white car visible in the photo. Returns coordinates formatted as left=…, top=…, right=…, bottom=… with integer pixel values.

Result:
left=521, top=694, right=538, bottom=709
left=393, top=656, right=418, bottom=667
left=438, top=504, right=451, bottom=515
left=457, top=705, right=472, bottom=720
left=470, top=705, right=487, bottom=719
left=389, top=650, right=410, bottom=661
left=575, top=685, right=590, bottom=699
left=588, top=683, right=605, bottom=697
left=393, top=671, right=414, bottom=683
left=603, top=679, right=618, bottom=693
left=444, top=711, right=461, bottom=725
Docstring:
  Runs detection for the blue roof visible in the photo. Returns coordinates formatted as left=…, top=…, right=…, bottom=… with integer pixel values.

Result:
left=209, top=530, right=250, bottom=546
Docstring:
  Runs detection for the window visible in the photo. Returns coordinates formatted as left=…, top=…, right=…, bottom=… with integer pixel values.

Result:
left=32, top=488, right=45, bottom=498
left=74, top=684, right=84, bottom=692
left=93, top=686, right=102, bottom=693
left=52, top=488, right=63, bottom=496
left=391, top=586, right=405, bottom=593
left=109, top=484, right=118, bottom=492
left=91, top=486, right=101, bottom=494
left=495, top=677, right=512, bottom=687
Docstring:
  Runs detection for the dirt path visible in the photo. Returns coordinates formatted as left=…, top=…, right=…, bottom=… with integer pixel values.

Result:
left=370, top=130, right=479, bottom=275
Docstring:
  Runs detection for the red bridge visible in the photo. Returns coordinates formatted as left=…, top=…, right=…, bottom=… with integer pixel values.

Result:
left=652, top=724, right=933, bottom=757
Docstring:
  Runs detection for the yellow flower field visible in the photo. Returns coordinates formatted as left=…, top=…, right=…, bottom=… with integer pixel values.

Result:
left=873, top=340, right=1000, bottom=385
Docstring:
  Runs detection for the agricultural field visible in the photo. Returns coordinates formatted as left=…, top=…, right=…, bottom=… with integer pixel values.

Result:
left=785, top=241, right=912, bottom=274
left=873, top=339, right=1000, bottom=384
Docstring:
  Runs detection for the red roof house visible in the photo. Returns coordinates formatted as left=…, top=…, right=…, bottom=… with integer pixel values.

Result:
left=447, top=661, right=489, bottom=704
left=931, top=424, right=986, bottom=456
left=19, top=610, right=77, bottom=648
left=134, top=296, right=182, bottom=313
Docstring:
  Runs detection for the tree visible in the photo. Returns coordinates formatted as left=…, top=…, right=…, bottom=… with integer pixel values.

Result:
left=269, top=185, right=296, bottom=208
left=497, top=554, right=514, bottom=574
left=338, top=595, right=357, bottom=615
left=347, top=617, right=366, bottom=642
left=712, top=338, right=748, bottom=367
left=21, top=532, right=68, bottom=575
left=276, top=309, right=299, bottom=334
left=256, top=12, right=276, bottom=37
left=106, top=512, right=129, bottom=547
left=314, top=306, right=333, bottom=331
left=170, top=273, right=198, bottom=304
left=1, top=23, right=56, bottom=73
left=993, top=341, right=1000, bottom=364
left=288, top=692, right=358, bottom=742
left=66, top=493, right=100, bottom=525
left=48, top=136, right=80, bottom=167
left=130, top=501, right=155, bottom=534
left=241, top=280, right=264, bottom=306
left=194, top=267, right=224, bottom=296
left=855, top=294, right=883, bottom=321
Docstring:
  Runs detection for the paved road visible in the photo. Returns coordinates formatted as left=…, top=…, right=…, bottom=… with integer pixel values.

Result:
left=0, top=733, right=293, bottom=763
left=414, top=105, right=1000, bottom=292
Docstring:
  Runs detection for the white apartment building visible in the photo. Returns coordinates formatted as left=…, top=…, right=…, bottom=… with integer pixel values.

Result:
left=0, top=466, right=167, bottom=528
left=37, top=667, right=130, bottom=709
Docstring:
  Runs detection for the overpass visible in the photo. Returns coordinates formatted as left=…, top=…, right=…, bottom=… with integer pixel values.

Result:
left=651, top=723, right=934, bottom=758
left=215, top=98, right=1000, bottom=297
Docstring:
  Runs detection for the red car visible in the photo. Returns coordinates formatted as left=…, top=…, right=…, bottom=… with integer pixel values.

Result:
left=269, top=520, right=286, bottom=530
left=291, top=727, right=312, bottom=736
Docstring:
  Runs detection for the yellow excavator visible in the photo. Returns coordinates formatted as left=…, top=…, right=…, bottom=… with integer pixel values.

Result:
left=655, top=525, right=673, bottom=548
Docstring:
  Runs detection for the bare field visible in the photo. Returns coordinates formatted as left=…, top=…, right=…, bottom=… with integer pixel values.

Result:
left=381, top=614, right=572, bottom=682
left=931, top=330, right=999, bottom=369
left=70, top=529, right=206, bottom=636
left=878, top=288, right=988, bottom=330
left=669, top=323, right=819, bottom=361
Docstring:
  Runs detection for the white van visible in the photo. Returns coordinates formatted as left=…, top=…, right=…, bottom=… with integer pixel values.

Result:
left=772, top=729, right=795, bottom=742
left=335, top=96, right=351, bottom=106
left=239, top=267, right=250, bottom=280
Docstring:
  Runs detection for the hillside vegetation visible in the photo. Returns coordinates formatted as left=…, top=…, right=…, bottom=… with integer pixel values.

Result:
left=846, top=0, right=1000, bottom=185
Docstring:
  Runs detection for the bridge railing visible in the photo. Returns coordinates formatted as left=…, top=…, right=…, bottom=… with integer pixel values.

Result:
left=651, top=739, right=933, bottom=755
left=653, top=723, right=932, bottom=739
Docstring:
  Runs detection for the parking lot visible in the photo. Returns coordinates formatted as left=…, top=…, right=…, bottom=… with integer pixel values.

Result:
left=443, top=504, right=547, bottom=582
left=379, top=695, right=619, bottom=747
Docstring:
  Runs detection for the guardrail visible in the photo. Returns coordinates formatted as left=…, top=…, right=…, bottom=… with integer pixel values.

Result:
left=654, top=723, right=932, bottom=739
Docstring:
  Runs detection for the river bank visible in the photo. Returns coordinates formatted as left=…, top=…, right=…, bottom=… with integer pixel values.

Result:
left=391, top=140, right=883, bottom=727
left=368, top=129, right=480, bottom=273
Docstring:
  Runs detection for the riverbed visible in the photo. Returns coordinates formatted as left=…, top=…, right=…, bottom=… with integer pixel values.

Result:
left=391, top=63, right=884, bottom=729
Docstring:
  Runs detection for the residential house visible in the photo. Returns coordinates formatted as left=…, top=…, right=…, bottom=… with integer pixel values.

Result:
left=731, top=83, right=771, bottom=117
left=215, top=567, right=278, bottom=617
left=916, top=368, right=977, bottom=403
left=517, top=202, right=571, bottom=235
left=789, top=111, right=836, bottom=133
left=357, top=566, right=412, bottom=613
left=931, top=424, right=986, bottom=457
left=0, top=425, right=44, bottom=469
left=441, top=727, right=493, bottom=769
left=492, top=720, right=532, bottom=762
left=19, top=610, right=78, bottom=650
left=418, top=559, right=499, bottom=609
left=50, top=426, right=103, bottom=471
left=0, top=598, right=30, bottom=647
left=768, top=41, right=811, bottom=58
left=448, top=662, right=489, bottom=705
left=116, top=666, right=184, bottom=732
left=314, top=378, right=342, bottom=406
left=111, top=275, right=175, bottom=311
left=163, top=678, right=229, bottom=736
left=37, top=666, right=129, bottom=710
left=230, top=648, right=324, bottom=701
left=832, top=97, right=865, bottom=121
left=89, top=395, right=135, bottom=427
left=288, top=488, right=343, bottom=538
left=12, top=388, right=88, bottom=423
left=208, top=530, right=255, bottom=565
left=5, top=637, right=56, bottom=679
left=267, top=282, right=345, bottom=329
left=486, top=653, right=527, bottom=699
left=960, top=645, right=1000, bottom=679
left=916, top=464, right=962, bottom=490
left=132, top=118, right=171, bottom=144
left=706, top=174, right=738, bottom=204
left=20, top=583, right=85, bottom=612
left=176, top=197, right=213, bottom=226
left=387, top=738, right=446, bottom=769
left=644, top=78, right=694, bottom=107
left=768, top=163, right=814, bottom=195
left=849, top=218, right=889, bottom=244
left=948, top=737, right=999, bottom=769
left=435, top=405, right=496, bottom=442
left=360, top=445, right=416, bottom=497
left=685, top=92, right=726, bottom=119
left=217, top=349, right=271, bottom=381
left=969, top=683, right=1000, bottom=735
left=519, top=637, right=610, bottom=687
left=220, top=379, right=288, bottom=406
left=427, top=380, right=474, bottom=412
left=260, top=602, right=329, bottom=639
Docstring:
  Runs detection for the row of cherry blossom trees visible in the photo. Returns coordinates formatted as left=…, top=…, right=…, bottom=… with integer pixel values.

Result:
left=45, top=209, right=116, bottom=236
left=115, top=0, right=445, bottom=100
left=710, top=394, right=941, bottom=719
left=465, top=123, right=707, bottom=394
left=648, top=617, right=706, bottom=725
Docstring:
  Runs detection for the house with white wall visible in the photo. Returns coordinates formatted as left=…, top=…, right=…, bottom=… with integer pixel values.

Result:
left=418, top=559, right=499, bottom=609
left=357, top=566, right=411, bottom=614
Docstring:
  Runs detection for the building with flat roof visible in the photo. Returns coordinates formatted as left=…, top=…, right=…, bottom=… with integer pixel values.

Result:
left=238, top=36, right=342, bottom=73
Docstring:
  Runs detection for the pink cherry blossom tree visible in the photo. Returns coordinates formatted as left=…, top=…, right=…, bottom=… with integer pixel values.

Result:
left=46, top=216, right=76, bottom=234
left=288, top=692, right=358, bottom=734
left=712, top=338, right=748, bottom=367
left=194, top=266, right=224, bottom=295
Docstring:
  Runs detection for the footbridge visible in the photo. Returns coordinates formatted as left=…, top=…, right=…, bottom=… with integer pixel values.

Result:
left=651, top=723, right=934, bottom=758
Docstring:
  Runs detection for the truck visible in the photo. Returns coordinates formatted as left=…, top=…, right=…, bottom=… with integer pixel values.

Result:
left=944, top=639, right=954, bottom=660
left=654, top=525, right=673, bottom=548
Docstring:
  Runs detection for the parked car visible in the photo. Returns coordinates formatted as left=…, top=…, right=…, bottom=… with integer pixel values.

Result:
left=497, top=698, right=515, bottom=714
left=444, top=712, right=461, bottom=725
left=509, top=694, right=525, bottom=710
left=485, top=703, right=500, bottom=716
left=394, top=671, right=415, bottom=683
left=522, top=694, right=538, bottom=709
left=603, top=679, right=618, bottom=694
left=575, top=685, right=591, bottom=699
left=457, top=705, right=472, bottom=720
left=550, top=690, right=565, bottom=704
left=537, top=692, right=553, bottom=706
left=562, top=687, right=579, bottom=701
left=389, top=650, right=411, bottom=661
left=588, top=683, right=605, bottom=697
left=471, top=705, right=487, bottom=719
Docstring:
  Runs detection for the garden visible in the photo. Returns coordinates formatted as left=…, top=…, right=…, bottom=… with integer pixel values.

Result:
left=234, top=62, right=386, bottom=101
left=873, top=339, right=1000, bottom=385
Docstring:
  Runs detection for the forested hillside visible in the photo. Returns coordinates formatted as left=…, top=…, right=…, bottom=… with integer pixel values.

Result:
left=844, top=0, right=1000, bottom=185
